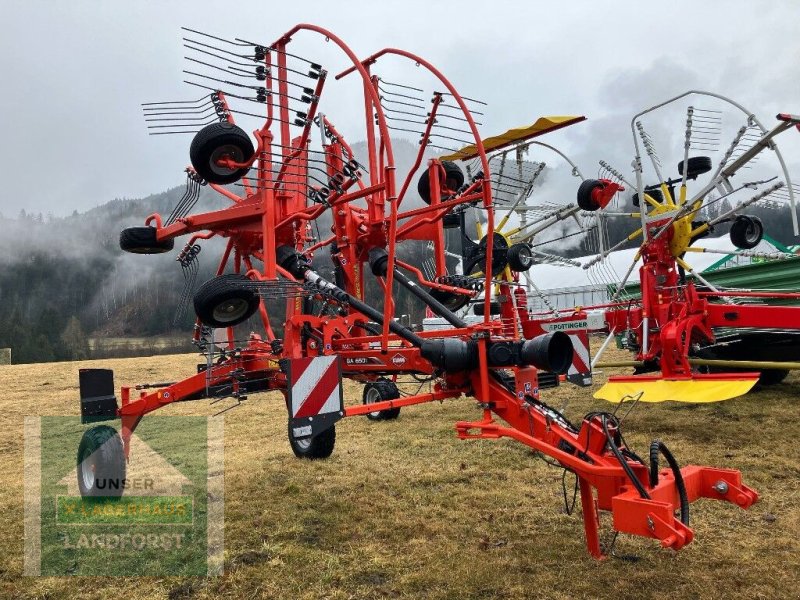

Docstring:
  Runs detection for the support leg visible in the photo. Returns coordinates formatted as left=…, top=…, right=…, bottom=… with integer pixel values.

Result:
left=579, top=477, right=605, bottom=559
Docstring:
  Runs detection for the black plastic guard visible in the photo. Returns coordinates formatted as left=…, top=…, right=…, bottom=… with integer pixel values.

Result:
left=79, top=368, right=119, bottom=424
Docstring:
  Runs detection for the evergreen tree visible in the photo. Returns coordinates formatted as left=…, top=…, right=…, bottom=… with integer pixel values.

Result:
left=60, top=316, right=89, bottom=361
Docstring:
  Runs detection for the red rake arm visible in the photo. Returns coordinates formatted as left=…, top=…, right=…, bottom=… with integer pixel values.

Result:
left=457, top=372, right=757, bottom=557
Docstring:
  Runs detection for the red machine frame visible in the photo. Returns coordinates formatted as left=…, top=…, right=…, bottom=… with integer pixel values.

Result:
left=84, top=24, right=761, bottom=560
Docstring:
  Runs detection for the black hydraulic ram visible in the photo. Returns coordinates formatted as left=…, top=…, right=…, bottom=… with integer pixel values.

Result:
left=277, top=246, right=572, bottom=374
left=368, top=247, right=467, bottom=329
left=277, top=245, right=425, bottom=347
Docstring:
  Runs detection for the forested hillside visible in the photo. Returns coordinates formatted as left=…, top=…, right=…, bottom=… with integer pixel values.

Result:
left=1, top=138, right=797, bottom=363
left=0, top=140, right=435, bottom=363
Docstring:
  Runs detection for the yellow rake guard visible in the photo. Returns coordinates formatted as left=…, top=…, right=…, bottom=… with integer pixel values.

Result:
left=440, top=116, right=586, bottom=161
left=594, top=373, right=760, bottom=403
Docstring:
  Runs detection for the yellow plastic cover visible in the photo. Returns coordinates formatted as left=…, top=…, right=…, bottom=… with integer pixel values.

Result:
left=440, top=116, right=586, bottom=161
left=593, top=377, right=758, bottom=404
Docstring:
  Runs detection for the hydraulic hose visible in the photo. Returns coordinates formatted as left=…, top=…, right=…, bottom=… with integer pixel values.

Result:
left=600, top=414, right=650, bottom=500
left=649, top=440, right=689, bottom=525
left=277, top=244, right=426, bottom=348
left=278, top=245, right=477, bottom=371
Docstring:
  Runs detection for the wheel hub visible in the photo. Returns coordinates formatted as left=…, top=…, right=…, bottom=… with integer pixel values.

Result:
left=212, top=298, right=249, bottom=323
left=80, top=448, right=95, bottom=490
left=209, top=144, right=245, bottom=176
left=365, top=386, right=382, bottom=418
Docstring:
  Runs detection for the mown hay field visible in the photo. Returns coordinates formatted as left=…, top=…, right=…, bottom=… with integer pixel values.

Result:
left=1, top=348, right=798, bottom=599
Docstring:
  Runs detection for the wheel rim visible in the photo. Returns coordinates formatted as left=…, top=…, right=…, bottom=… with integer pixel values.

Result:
left=745, top=223, right=761, bottom=244
left=209, top=144, right=245, bottom=176
left=212, top=297, right=250, bottom=323
left=518, top=247, right=532, bottom=267
left=295, top=437, right=312, bottom=451
left=365, top=386, right=382, bottom=418
left=79, top=447, right=95, bottom=490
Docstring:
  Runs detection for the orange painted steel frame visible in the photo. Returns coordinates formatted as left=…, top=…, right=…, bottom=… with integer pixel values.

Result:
left=116, top=24, right=758, bottom=559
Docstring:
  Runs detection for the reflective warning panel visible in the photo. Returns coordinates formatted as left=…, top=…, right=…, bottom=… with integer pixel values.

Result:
left=566, top=330, right=592, bottom=387
left=288, top=356, right=344, bottom=439
left=539, top=317, right=593, bottom=387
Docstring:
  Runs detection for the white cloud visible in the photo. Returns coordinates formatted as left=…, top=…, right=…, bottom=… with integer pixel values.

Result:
left=0, top=0, right=797, bottom=216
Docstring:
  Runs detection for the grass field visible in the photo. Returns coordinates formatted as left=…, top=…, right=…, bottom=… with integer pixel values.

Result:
left=1, top=349, right=798, bottom=599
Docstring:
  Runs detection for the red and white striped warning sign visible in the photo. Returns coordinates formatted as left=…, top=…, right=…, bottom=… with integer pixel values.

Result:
left=566, top=330, right=592, bottom=387
left=539, top=316, right=593, bottom=387
left=289, top=355, right=343, bottom=419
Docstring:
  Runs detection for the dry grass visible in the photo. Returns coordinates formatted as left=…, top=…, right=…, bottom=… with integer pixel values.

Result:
left=1, top=348, right=798, bottom=599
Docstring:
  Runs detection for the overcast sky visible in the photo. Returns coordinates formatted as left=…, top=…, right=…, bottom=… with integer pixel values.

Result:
left=1, top=0, right=798, bottom=217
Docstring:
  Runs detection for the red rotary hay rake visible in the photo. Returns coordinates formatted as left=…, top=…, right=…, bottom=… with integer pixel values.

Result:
left=76, top=25, right=762, bottom=559
left=577, top=94, right=800, bottom=403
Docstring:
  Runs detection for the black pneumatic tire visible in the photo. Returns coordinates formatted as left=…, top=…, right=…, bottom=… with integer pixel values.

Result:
left=417, top=161, right=465, bottom=204
left=189, top=122, right=255, bottom=185
left=729, top=215, right=763, bottom=250
left=193, top=273, right=260, bottom=328
left=576, top=179, right=604, bottom=211
left=363, top=379, right=401, bottom=421
left=678, top=156, right=712, bottom=180
left=288, top=422, right=336, bottom=459
left=507, top=243, right=534, bottom=272
left=77, top=425, right=126, bottom=498
left=119, top=226, right=174, bottom=254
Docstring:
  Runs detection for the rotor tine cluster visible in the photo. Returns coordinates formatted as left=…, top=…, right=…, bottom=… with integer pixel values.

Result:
left=765, top=182, right=800, bottom=208
left=141, top=93, right=228, bottom=135
left=688, top=106, right=722, bottom=152
left=729, top=124, right=767, bottom=169
left=489, top=151, right=546, bottom=208
left=377, top=78, right=487, bottom=155
left=234, top=139, right=363, bottom=199
left=181, top=27, right=324, bottom=126
left=244, top=279, right=318, bottom=300
left=167, top=169, right=206, bottom=225
left=598, top=160, right=635, bottom=189
left=174, top=243, right=202, bottom=325
left=635, top=121, right=661, bottom=167
left=377, top=78, right=429, bottom=138
left=427, top=93, right=484, bottom=151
